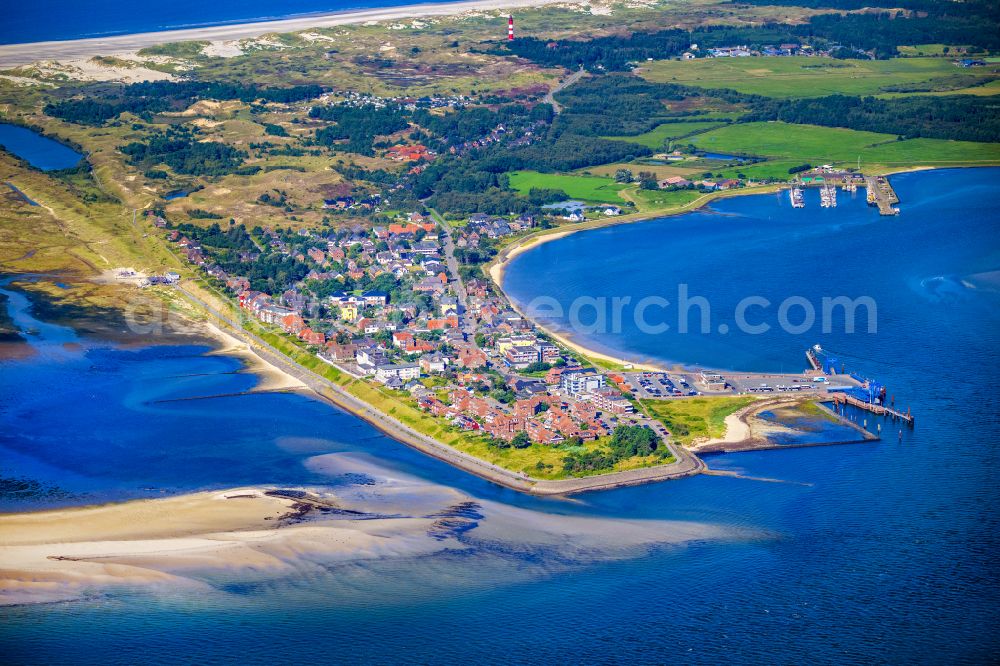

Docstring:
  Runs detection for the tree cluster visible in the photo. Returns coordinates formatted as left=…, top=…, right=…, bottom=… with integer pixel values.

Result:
left=747, top=94, right=1000, bottom=143
left=309, top=104, right=411, bottom=155
left=120, top=133, right=246, bottom=176
left=561, top=425, right=663, bottom=475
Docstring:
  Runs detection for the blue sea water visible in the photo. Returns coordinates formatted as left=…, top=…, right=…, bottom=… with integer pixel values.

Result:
left=0, top=124, right=83, bottom=172
left=2, top=168, right=1000, bottom=663
left=1, top=0, right=469, bottom=45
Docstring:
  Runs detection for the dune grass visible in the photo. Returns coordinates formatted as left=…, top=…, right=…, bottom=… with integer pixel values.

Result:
left=641, top=396, right=758, bottom=446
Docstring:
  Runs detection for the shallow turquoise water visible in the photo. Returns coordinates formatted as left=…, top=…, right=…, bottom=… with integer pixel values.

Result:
left=2, top=168, right=999, bottom=663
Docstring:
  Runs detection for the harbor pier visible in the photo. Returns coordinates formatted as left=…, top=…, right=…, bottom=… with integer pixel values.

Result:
left=831, top=392, right=914, bottom=426
left=865, top=175, right=900, bottom=215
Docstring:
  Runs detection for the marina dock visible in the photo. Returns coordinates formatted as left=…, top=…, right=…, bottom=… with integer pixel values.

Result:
left=831, top=392, right=914, bottom=426
left=865, top=175, right=900, bottom=215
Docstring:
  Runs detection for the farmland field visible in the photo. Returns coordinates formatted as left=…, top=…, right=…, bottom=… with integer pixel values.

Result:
left=639, top=56, right=999, bottom=98
left=690, top=122, right=1000, bottom=166
left=508, top=170, right=626, bottom=203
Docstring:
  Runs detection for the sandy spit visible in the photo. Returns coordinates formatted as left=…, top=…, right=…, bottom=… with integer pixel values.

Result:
left=0, top=453, right=732, bottom=606
left=0, top=487, right=447, bottom=606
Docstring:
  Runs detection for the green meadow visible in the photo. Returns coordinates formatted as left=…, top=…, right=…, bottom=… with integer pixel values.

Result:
left=640, top=56, right=998, bottom=98
left=508, top=170, right=627, bottom=204
left=690, top=122, right=1000, bottom=166
left=631, top=187, right=705, bottom=210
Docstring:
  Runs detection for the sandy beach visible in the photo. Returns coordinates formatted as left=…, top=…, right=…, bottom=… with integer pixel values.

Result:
left=200, top=319, right=307, bottom=392
left=0, top=0, right=566, bottom=68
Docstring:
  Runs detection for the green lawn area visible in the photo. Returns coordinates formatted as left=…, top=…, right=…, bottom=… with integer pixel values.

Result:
left=641, top=396, right=758, bottom=446
left=631, top=186, right=705, bottom=210
left=690, top=122, right=1000, bottom=167
left=508, top=170, right=626, bottom=204
left=603, top=120, right=730, bottom=150
left=640, top=56, right=998, bottom=98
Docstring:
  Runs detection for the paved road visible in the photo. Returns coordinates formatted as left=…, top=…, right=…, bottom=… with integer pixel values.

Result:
left=542, top=67, right=585, bottom=114
left=431, top=208, right=476, bottom=337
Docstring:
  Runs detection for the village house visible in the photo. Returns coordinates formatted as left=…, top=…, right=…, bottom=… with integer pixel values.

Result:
left=526, top=420, right=564, bottom=445
left=427, top=315, right=459, bottom=331
left=374, top=363, right=420, bottom=384
left=560, top=369, right=606, bottom=396
left=483, top=414, right=526, bottom=441
left=658, top=176, right=692, bottom=189
left=325, top=340, right=358, bottom=361
left=439, top=296, right=458, bottom=316
left=504, top=343, right=540, bottom=370
left=456, top=345, right=488, bottom=369
left=257, top=303, right=295, bottom=325
left=356, top=346, right=388, bottom=371
left=419, top=353, right=449, bottom=374
left=281, top=313, right=306, bottom=334
left=388, top=221, right=436, bottom=236
left=386, top=144, right=433, bottom=162
left=298, top=328, right=326, bottom=346
left=585, top=387, right=635, bottom=414
left=339, top=303, right=359, bottom=322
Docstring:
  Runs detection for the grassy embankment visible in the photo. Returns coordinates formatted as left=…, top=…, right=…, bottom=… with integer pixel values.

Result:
left=640, top=396, right=759, bottom=447
left=639, top=56, right=1000, bottom=98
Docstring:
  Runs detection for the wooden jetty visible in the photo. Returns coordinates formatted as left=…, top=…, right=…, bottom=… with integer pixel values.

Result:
left=830, top=392, right=914, bottom=426
left=864, top=175, right=900, bottom=215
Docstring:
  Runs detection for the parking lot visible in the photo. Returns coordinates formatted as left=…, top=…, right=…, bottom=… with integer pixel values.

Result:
left=623, top=372, right=702, bottom=399
left=623, top=370, right=860, bottom=400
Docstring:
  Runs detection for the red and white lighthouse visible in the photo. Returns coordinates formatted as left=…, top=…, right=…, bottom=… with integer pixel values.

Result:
left=508, top=15, right=514, bottom=41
